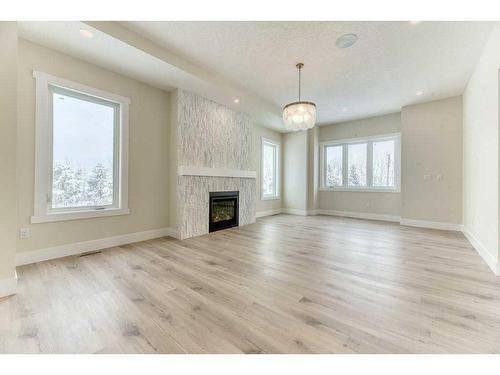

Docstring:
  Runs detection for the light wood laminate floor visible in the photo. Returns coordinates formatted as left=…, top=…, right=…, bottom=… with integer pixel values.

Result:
left=1, top=214, right=500, bottom=353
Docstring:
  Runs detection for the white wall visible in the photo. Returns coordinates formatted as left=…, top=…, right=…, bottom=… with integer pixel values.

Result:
left=169, top=92, right=178, bottom=228
left=401, top=96, right=463, bottom=226
left=283, top=131, right=308, bottom=212
left=0, top=22, right=18, bottom=297
left=318, top=113, right=401, bottom=217
left=16, top=39, right=171, bottom=254
left=307, top=127, right=319, bottom=212
left=253, top=124, right=283, bottom=214
left=463, top=25, right=500, bottom=266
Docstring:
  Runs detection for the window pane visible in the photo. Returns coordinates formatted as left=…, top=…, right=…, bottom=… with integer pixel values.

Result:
left=348, top=143, right=367, bottom=187
left=51, top=89, right=116, bottom=209
left=262, top=143, right=276, bottom=196
left=325, top=145, right=342, bottom=187
left=372, top=140, right=395, bottom=187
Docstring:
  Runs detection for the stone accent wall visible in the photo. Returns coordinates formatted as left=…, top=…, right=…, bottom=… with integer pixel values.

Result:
left=174, top=90, right=255, bottom=239
left=177, top=90, right=252, bottom=170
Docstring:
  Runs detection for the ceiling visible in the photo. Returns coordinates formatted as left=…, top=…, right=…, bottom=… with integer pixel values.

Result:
left=121, top=21, right=494, bottom=126
left=19, top=21, right=284, bottom=130
left=19, top=21, right=495, bottom=131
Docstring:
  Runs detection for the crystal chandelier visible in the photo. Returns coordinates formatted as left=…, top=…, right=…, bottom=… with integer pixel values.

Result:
left=282, top=63, right=316, bottom=131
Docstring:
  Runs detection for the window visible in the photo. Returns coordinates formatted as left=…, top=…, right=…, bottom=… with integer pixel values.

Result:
left=324, top=145, right=342, bottom=187
left=347, top=143, right=367, bottom=187
left=372, top=140, right=396, bottom=187
left=32, top=71, right=130, bottom=223
left=261, top=138, right=280, bottom=199
left=320, top=133, right=400, bottom=192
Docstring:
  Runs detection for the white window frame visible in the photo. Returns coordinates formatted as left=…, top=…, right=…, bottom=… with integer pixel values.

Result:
left=319, top=133, right=401, bottom=193
left=261, top=137, right=280, bottom=200
left=31, top=71, right=130, bottom=224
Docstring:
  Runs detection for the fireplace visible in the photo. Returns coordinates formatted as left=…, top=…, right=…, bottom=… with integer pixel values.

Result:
left=209, top=191, right=239, bottom=233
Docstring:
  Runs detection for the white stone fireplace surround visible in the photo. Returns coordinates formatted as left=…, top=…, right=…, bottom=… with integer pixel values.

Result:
left=172, top=90, right=256, bottom=239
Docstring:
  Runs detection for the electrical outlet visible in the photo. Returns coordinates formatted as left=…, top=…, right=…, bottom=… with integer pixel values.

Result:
left=19, top=228, right=30, bottom=240
left=423, top=174, right=431, bottom=181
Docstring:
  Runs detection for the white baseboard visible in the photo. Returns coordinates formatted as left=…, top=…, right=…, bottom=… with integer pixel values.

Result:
left=281, top=208, right=307, bottom=216
left=281, top=208, right=318, bottom=216
left=255, top=208, right=282, bottom=218
left=462, top=227, right=499, bottom=276
left=399, top=218, right=462, bottom=231
left=0, top=272, right=17, bottom=298
left=275, top=209, right=458, bottom=229
left=261, top=209, right=460, bottom=231
left=16, top=227, right=176, bottom=266
left=317, top=209, right=401, bottom=223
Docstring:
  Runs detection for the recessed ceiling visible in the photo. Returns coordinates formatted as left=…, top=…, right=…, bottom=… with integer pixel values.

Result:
left=121, top=21, right=495, bottom=125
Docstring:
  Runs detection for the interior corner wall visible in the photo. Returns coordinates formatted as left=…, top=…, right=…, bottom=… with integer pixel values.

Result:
left=283, top=131, right=308, bottom=212
left=169, top=89, right=179, bottom=229
left=0, top=22, right=18, bottom=296
left=307, top=126, right=319, bottom=212
left=253, top=124, right=283, bottom=214
left=463, top=24, right=500, bottom=265
left=401, top=96, right=463, bottom=225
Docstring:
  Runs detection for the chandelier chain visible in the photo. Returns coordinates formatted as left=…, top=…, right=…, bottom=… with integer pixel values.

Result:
left=298, top=64, right=302, bottom=101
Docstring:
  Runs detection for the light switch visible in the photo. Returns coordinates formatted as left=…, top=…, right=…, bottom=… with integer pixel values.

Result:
left=436, top=173, right=443, bottom=181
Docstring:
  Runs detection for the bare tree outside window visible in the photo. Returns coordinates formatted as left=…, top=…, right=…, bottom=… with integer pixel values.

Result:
left=372, top=140, right=395, bottom=187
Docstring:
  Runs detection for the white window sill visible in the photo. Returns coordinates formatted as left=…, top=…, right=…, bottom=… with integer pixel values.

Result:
left=31, top=208, right=130, bottom=224
left=319, top=187, right=400, bottom=193
left=261, top=195, right=280, bottom=201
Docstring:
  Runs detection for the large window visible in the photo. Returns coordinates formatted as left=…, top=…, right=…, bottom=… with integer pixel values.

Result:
left=32, top=71, right=130, bottom=223
left=261, top=138, right=280, bottom=199
left=347, top=143, right=367, bottom=187
left=325, top=145, right=342, bottom=187
left=320, top=133, right=400, bottom=192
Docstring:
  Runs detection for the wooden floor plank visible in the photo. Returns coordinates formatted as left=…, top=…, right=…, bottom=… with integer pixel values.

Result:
left=1, top=214, right=499, bottom=353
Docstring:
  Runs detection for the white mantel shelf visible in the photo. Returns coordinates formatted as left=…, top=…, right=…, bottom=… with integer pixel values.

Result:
left=177, top=166, right=257, bottom=179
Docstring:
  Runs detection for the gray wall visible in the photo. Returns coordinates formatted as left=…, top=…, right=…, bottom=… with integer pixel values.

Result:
left=463, top=25, right=500, bottom=263
left=17, top=39, right=171, bottom=254
left=0, top=22, right=18, bottom=295
left=307, top=127, right=320, bottom=212
left=401, top=96, right=463, bottom=224
left=283, top=131, right=308, bottom=211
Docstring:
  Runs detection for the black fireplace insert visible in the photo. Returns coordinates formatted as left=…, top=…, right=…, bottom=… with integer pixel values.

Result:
left=209, top=191, right=239, bottom=233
